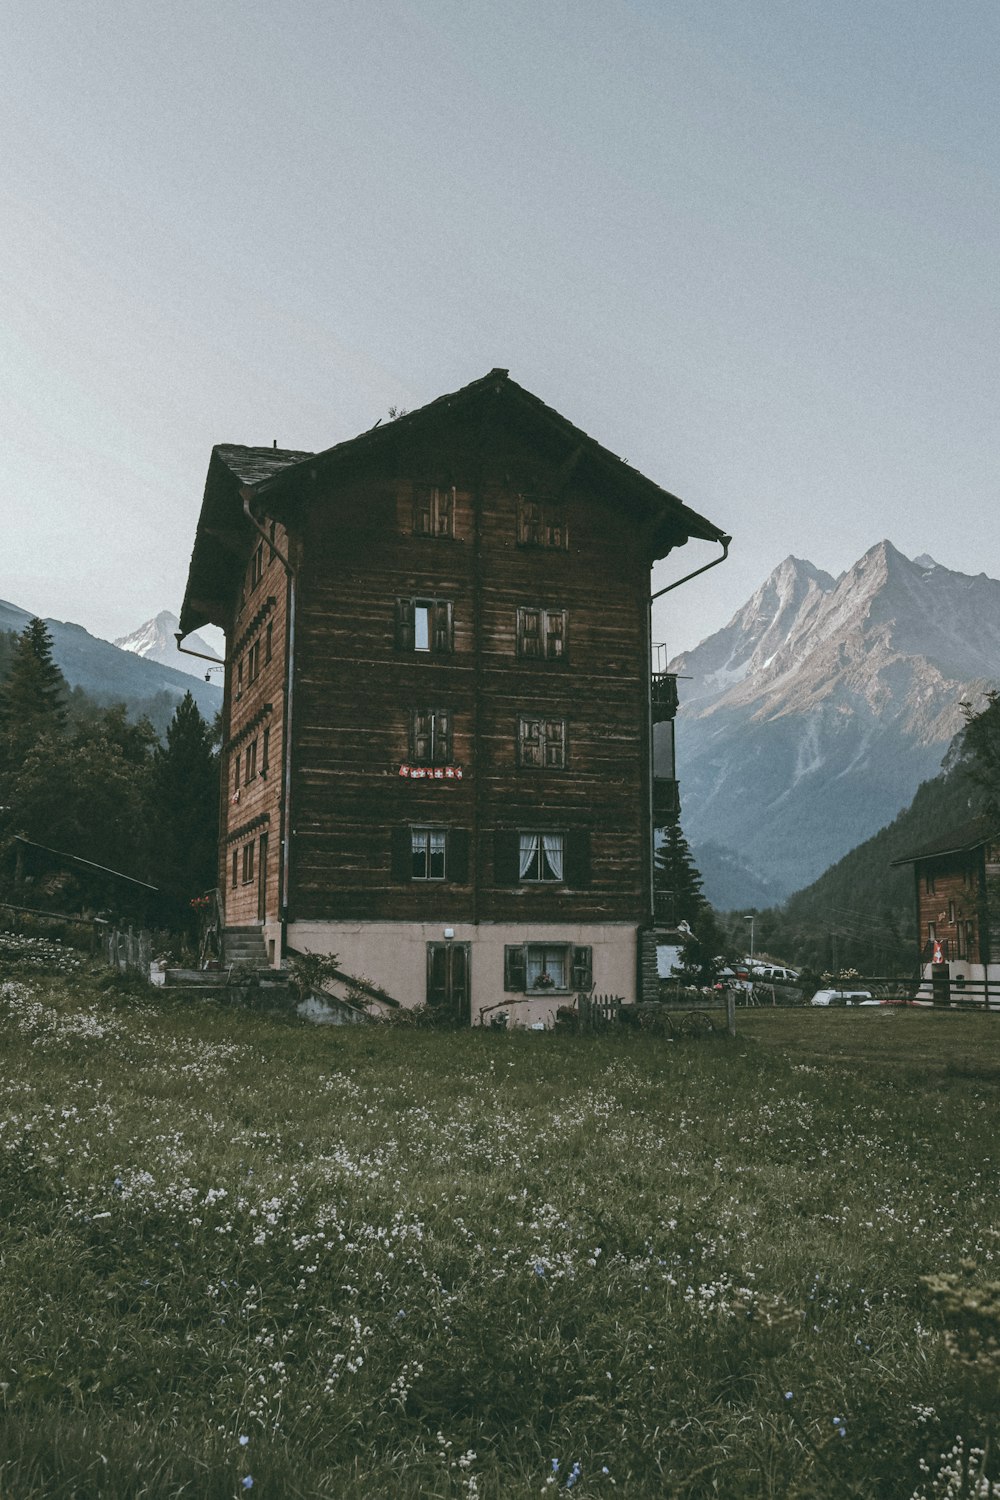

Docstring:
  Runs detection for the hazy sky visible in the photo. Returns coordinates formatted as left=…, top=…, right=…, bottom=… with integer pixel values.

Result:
left=3, top=0, right=997, bottom=656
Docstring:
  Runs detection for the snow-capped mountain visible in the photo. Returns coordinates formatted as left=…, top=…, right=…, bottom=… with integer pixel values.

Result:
left=670, top=542, right=1000, bottom=906
left=0, top=598, right=221, bottom=731
left=114, top=610, right=221, bottom=679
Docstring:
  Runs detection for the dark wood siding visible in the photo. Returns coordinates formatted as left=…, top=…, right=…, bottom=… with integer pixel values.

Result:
left=286, top=417, right=653, bottom=925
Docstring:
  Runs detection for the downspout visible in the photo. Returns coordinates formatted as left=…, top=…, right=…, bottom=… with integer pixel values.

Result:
left=646, top=532, right=731, bottom=932
left=241, top=490, right=297, bottom=942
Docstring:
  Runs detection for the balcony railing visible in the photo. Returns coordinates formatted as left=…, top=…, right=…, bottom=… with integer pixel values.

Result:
left=651, top=671, right=679, bottom=722
left=652, top=776, right=679, bottom=824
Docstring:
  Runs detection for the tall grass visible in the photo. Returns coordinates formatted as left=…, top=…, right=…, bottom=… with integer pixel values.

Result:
left=1, top=965, right=998, bottom=1498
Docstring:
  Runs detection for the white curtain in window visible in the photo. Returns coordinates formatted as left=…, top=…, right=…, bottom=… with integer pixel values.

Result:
left=519, top=833, right=539, bottom=878
left=542, top=833, right=564, bottom=881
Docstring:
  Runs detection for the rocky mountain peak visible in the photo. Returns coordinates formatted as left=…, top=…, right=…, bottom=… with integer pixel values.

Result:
left=671, top=542, right=1000, bottom=907
left=114, top=610, right=221, bottom=679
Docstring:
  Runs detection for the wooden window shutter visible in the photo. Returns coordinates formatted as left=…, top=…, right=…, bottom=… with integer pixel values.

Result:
left=390, top=827, right=412, bottom=882
left=518, top=608, right=541, bottom=658
left=544, top=720, right=566, bottom=768
left=435, top=708, right=452, bottom=764
left=493, top=830, right=519, bottom=885
left=433, top=600, right=453, bottom=654
left=436, top=486, right=454, bottom=536
left=411, top=709, right=431, bottom=762
left=571, top=946, right=593, bottom=992
left=395, top=598, right=415, bottom=651
left=504, top=944, right=527, bottom=992
left=564, top=829, right=591, bottom=887
left=518, top=716, right=542, bottom=767
left=448, top=828, right=469, bottom=883
left=545, top=610, right=566, bottom=659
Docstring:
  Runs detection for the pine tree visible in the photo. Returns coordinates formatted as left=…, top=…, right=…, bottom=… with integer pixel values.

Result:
left=0, top=618, right=68, bottom=754
left=148, top=693, right=219, bottom=922
left=961, top=690, right=1000, bottom=821
left=654, top=809, right=709, bottom=928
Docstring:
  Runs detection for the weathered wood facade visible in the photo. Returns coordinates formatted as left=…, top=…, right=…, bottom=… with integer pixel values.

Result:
left=893, top=817, right=1000, bottom=985
left=180, top=370, right=728, bottom=1021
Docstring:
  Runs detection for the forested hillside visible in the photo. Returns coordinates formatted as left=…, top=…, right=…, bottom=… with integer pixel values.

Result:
left=743, top=764, right=983, bottom=975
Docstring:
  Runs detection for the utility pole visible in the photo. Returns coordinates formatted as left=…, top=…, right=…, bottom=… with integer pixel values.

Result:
left=744, top=912, right=755, bottom=965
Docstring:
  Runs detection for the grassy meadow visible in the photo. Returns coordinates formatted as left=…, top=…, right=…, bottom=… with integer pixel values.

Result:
left=2, top=952, right=1000, bottom=1499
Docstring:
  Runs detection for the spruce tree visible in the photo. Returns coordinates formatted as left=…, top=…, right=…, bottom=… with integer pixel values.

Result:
left=148, top=692, right=219, bottom=922
left=654, top=809, right=709, bottom=928
left=0, top=618, right=68, bottom=754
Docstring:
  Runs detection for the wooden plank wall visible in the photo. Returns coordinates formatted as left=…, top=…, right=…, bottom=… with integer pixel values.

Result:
left=287, top=410, right=652, bottom=926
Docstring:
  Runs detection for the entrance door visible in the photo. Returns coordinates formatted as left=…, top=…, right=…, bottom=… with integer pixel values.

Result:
left=257, top=833, right=268, bottom=922
left=426, top=942, right=471, bottom=1023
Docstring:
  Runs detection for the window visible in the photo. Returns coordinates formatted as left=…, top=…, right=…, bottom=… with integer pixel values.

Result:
left=924, top=871, right=936, bottom=895
left=236, top=658, right=244, bottom=699
left=518, top=716, right=566, bottom=769
left=413, top=485, right=455, bottom=538
left=247, top=638, right=261, bottom=683
left=410, top=708, right=452, bottom=766
left=233, top=752, right=241, bottom=793
left=516, top=607, right=567, bottom=661
left=494, top=829, right=591, bottom=887
left=395, top=598, right=454, bottom=654
left=250, top=542, right=264, bottom=590
left=391, top=826, right=469, bottom=883
left=504, top=944, right=592, bottom=993
left=927, top=921, right=937, bottom=942
left=261, top=727, right=270, bottom=776
left=245, top=738, right=257, bottom=783
left=948, top=899, right=956, bottom=923
left=517, top=495, right=567, bottom=549
left=519, top=832, right=564, bottom=882
left=268, top=520, right=277, bottom=562
left=265, top=622, right=273, bottom=663
left=242, top=841, right=255, bottom=884
left=411, top=827, right=446, bottom=880
left=231, top=850, right=238, bottom=889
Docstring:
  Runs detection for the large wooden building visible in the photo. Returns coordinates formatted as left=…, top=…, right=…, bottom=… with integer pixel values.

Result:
left=179, top=370, right=728, bottom=1023
left=893, top=817, right=1000, bottom=996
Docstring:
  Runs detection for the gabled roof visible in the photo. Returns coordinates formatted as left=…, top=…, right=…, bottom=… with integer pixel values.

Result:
left=891, top=815, right=999, bottom=866
left=252, top=368, right=726, bottom=547
left=180, top=370, right=729, bottom=635
left=214, top=444, right=314, bottom=487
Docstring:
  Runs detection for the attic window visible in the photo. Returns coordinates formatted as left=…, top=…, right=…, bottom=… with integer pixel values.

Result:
left=250, top=542, right=264, bottom=590
left=518, top=496, right=567, bottom=549
left=413, top=485, right=455, bottom=538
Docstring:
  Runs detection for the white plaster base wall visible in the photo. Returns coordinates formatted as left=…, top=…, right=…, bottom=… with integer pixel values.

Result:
left=285, top=920, right=639, bottom=1027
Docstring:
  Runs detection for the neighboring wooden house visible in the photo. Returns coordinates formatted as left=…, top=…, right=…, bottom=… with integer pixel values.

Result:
left=179, top=369, right=728, bottom=1023
left=893, top=816, right=1000, bottom=991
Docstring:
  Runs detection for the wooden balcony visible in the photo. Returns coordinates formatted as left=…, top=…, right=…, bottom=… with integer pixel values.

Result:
left=652, top=776, right=679, bottom=824
left=651, top=671, right=679, bottom=723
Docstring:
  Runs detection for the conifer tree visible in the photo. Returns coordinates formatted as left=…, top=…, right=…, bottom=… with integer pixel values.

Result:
left=654, top=809, right=709, bottom=928
left=148, top=692, right=219, bottom=921
left=0, top=618, right=68, bottom=755
left=961, top=690, right=1000, bottom=821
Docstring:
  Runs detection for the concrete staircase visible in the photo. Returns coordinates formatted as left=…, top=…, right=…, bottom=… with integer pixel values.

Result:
left=222, top=925, right=269, bottom=966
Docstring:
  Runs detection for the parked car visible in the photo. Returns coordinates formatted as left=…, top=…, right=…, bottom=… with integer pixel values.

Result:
left=810, top=988, right=874, bottom=1007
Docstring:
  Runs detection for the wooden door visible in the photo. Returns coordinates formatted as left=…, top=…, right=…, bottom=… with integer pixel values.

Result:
left=426, top=942, right=471, bottom=1023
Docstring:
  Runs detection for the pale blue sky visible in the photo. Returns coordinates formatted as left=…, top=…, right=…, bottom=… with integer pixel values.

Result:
left=2, top=0, right=997, bottom=655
